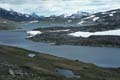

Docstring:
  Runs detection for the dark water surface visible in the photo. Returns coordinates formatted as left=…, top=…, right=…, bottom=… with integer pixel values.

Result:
left=0, top=24, right=120, bottom=68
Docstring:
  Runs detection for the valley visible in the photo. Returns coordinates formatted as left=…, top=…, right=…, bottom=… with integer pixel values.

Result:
left=0, top=7, right=120, bottom=80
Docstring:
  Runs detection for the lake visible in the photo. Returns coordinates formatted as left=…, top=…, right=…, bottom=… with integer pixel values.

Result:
left=0, top=24, right=120, bottom=68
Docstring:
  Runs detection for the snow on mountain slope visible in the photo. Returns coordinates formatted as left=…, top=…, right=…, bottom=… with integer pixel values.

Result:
left=78, top=9, right=120, bottom=26
left=0, top=8, right=41, bottom=21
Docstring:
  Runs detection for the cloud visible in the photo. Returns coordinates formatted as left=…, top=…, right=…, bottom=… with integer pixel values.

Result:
left=0, top=0, right=120, bottom=16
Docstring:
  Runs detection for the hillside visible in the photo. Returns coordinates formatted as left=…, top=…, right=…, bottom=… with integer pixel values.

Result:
left=78, top=9, right=120, bottom=32
left=0, top=18, right=17, bottom=30
left=0, top=45, right=120, bottom=80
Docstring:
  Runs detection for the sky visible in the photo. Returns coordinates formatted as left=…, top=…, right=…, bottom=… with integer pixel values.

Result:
left=0, top=0, right=120, bottom=16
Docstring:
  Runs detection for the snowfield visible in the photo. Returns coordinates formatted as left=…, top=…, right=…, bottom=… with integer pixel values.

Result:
left=78, top=21, right=86, bottom=25
left=111, top=11, right=116, bottom=14
left=82, top=15, right=95, bottom=20
left=29, top=20, right=39, bottom=23
left=109, top=13, right=114, bottom=16
left=49, top=29, right=70, bottom=32
left=68, top=29, right=120, bottom=38
left=93, top=17, right=99, bottom=21
left=26, top=31, right=42, bottom=38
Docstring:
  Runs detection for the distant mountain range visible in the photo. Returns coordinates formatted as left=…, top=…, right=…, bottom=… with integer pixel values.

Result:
left=0, top=7, right=120, bottom=30
left=0, top=8, right=42, bottom=21
left=58, top=11, right=90, bottom=19
left=0, top=8, right=91, bottom=21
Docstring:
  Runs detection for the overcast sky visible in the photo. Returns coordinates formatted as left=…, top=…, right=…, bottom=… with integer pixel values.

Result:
left=0, top=0, right=120, bottom=16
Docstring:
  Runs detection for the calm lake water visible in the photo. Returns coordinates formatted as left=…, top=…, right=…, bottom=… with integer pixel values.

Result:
left=0, top=24, right=120, bottom=68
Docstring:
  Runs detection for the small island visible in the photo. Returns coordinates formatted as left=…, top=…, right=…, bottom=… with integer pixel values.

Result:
left=28, top=27, right=120, bottom=48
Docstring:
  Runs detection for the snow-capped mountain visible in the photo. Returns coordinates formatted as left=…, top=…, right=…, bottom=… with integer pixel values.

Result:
left=59, top=14, right=72, bottom=18
left=0, top=8, right=41, bottom=21
left=0, top=7, right=120, bottom=29
left=41, top=11, right=90, bottom=25
left=70, top=11, right=90, bottom=19
left=30, top=12, right=40, bottom=19
left=78, top=9, right=120, bottom=31
left=0, top=8, right=90, bottom=22
left=58, top=11, right=90, bottom=19
left=78, top=9, right=120, bottom=25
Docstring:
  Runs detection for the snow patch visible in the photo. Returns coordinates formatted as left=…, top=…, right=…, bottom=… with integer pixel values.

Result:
left=49, top=29, right=70, bottom=32
left=78, top=21, right=86, bottom=25
left=90, top=15, right=96, bottom=18
left=83, top=15, right=95, bottom=20
left=93, top=17, right=99, bottom=21
left=68, top=20, right=72, bottom=23
left=26, top=31, right=42, bottom=38
left=69, top=31, right=92, bottom=37
left=28, top=54, right=36, bottom=58
left=101, top=12, right=106, bottom=14
left=109, top=13, right=114, bottom=16
left=68, top=29, right=120, bottom=38
left=25, top=14, right=30, bottom=17
left=29, top=20, right=39, bottom=23
left=111, top=11, right=116, bottom=14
